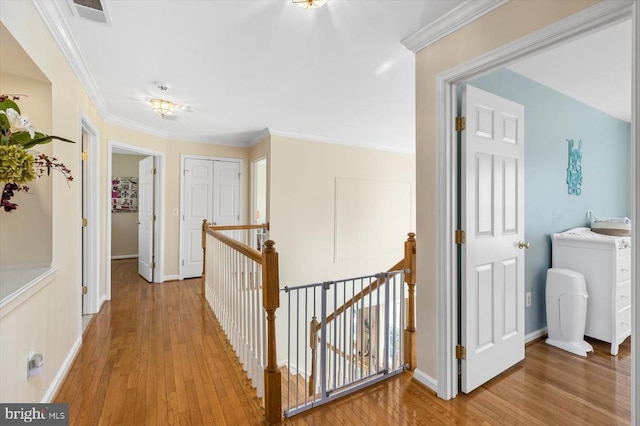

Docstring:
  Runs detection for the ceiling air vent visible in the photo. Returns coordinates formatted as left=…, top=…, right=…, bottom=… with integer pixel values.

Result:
left=68, top=0, right=112, bottom=25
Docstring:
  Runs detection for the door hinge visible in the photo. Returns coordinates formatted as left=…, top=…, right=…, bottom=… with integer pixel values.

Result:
left=181, top=260, right=184, bottom=266
left=152, top=168, right=157, bottom=175
left=151, top=262, right=156, bottom=269
left=456, top=344, right=466, bottom=360
left=82, top=151, right=88, bottom=161
left=153, top=214, right=156, bottom=221
left=82, top=218, right=88, bottom=227
left=455, top=116, right=466, bottom=132
left=82, top=285, right=88, bottom=295
left=455, top=229, right=466, bottom=245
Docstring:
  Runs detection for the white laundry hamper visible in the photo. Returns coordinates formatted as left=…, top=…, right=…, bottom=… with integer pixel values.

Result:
left=545, top=268, right=594, bottom=356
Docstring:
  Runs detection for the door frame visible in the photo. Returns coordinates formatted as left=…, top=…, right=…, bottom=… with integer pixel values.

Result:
left=78, top=112, right=100, bottom=317
left=107, top=140, right=165, bottom=294
left=178, top=154, right=245, bottom=280
left=435, top=0, right=638, bottom=403
left=250, top=156, right=267, bottom=225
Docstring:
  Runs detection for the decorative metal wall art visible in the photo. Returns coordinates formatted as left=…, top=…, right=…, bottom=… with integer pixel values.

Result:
left=566, top=138, right=583, bottom=196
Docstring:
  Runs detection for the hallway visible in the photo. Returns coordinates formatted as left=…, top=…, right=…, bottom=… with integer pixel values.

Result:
left=54, top=259, right=631, bottom=425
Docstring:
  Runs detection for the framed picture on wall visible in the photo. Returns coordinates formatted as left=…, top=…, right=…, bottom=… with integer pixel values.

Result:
left=112, top=177, right=138, bottom=212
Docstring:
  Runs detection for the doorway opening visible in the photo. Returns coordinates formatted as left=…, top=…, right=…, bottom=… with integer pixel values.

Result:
left=436, top=2, right=637, bottom=401
left=251, top=157, right=267, bottom=249
left=80, top=114, right=100, bottom=334
left=107, top=141, right=165, bottom=297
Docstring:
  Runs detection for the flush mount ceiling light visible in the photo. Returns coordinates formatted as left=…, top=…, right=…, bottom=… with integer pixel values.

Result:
left=292, top=0, right=328, bottom=9
left=150, top=98, right=175, bottom=116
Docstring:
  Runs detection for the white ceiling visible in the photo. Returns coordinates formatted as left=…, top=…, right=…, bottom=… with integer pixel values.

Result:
left=508, top=19, right=632, bottom=123
left=8, top=1, right=631, bottom=152
left=54, top=0, right=469, bottom=151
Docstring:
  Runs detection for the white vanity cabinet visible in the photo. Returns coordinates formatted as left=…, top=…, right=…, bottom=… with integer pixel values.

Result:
left=551, top=227, right=632, bottom=356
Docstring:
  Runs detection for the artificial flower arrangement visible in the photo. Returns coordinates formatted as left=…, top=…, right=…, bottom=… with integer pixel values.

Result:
left=0, top=94, right=74, bottom=212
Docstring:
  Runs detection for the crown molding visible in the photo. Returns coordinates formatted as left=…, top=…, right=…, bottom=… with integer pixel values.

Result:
left=249, top=127, right=271, bottom=147
left=401, top=0, right=511, bottom=53
left=440, top=0, right=635, bottom=83
left=106, top=115, right=168, bottom=139
left=32, top=0, right=110, bottom=119
left=269, top=129, right=415, bottom=154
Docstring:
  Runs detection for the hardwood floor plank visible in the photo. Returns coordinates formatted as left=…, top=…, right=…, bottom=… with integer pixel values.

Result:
left=54, top=259, right=631, bottom=425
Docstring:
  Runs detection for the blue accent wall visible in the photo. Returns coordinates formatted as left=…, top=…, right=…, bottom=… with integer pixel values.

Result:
left=470, top=68, right=631, bottom=335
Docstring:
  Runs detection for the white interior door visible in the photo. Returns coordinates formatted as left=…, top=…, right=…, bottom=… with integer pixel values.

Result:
left=213, top=160, right=241, bottom=226
left=182, top=159, right=214, bottom=278
left=138, top=156, right=154, bottom=282
left=461, top=85, right=525, bottom=393
left=181, top=159, right=240, bottom=278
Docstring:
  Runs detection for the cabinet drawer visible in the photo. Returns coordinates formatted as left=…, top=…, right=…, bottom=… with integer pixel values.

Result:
left=617, top=305, right=631, bottom=339
left=617, top=254, right=631, bottom=283
left=616, top=280, right=632, bottom=310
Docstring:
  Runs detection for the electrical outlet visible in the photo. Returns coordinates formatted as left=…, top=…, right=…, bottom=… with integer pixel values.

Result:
left=526, top=292, right=532, bottom=307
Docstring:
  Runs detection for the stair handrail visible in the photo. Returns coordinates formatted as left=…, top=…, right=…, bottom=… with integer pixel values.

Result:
left=201, top=220, right=281, bottom=425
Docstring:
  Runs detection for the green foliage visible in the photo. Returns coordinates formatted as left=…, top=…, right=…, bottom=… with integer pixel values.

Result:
left=0, top=145, right=35, bottom=184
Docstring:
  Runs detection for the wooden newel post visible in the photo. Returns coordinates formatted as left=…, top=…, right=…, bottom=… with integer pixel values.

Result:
left=262, top=240, right=282, bottom=424
left=308, top=317, right=318, bottom=397
left=403, top=232, right=417, bottom=370
left=201, top=219, right=209, bottom=295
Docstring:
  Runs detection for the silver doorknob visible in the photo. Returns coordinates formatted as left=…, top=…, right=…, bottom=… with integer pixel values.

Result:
left=518, top=240, right=530, bottom=249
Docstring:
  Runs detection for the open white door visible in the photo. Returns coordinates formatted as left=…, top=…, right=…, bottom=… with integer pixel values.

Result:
left=138, top=156, right=154, bottom=282
left=181, top=159, right=241, bottom=278
left=461, top=85, right=526, bottom=393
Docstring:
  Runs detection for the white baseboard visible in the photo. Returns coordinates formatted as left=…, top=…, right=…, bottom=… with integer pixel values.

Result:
left=99, top=294, right=109, bottom=307
left=413, top=368, right=437, bottom=393
left=526, top=327, right=548, bottom=344
left=41, top=336, right=82, bottom=403
left=111, top=255, right=138, bottom=260
left=287, top=363, right=309, bottom=379
left=163, top=275, right=180, bottom=282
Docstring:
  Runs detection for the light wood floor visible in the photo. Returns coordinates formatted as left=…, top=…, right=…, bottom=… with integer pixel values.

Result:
left=55, top=259, right=631, bottom=425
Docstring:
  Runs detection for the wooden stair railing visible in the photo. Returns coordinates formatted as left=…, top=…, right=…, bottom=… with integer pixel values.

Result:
left=308, top=232, right=416, bottom=396
left=202, top=220, right=281, bottom=425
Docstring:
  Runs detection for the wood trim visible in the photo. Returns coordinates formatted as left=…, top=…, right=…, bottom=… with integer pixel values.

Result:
left=206, top=228, right=263, bottom=263
left=317, top=259, right=404, bottom=331
left=262, top=240, right=282, bottom=424
left=210, top=223, right=269, bottom=231
left=403, top=233, right=417, bottom=370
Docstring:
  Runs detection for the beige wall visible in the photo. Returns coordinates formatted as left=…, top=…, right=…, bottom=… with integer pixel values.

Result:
left=0, top=73, right=53, bottom=268
left=0, top=1, right=91, bottom=402
left=111, top=154, right=146, bottom=258
left=269, top=135, right=415, bottom=286
left=269, top=135, right=415, bottom=363
left=0, top=2, right=253, bottom=401
left=414, top=0, right=600, bottom=380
